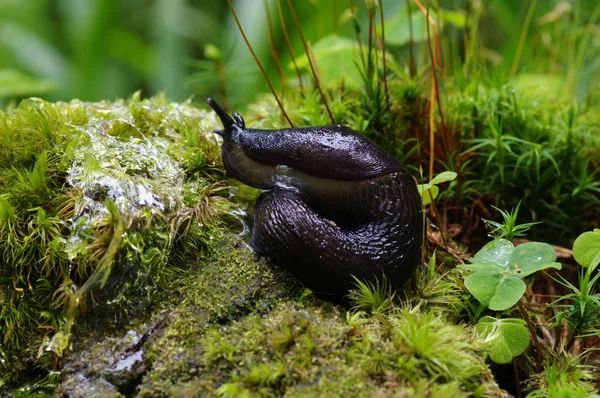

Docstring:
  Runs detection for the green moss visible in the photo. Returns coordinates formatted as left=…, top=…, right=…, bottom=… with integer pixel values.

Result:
left=132, top=236, right=496, bottom=397
left=0, top=94, right=228, bottom=389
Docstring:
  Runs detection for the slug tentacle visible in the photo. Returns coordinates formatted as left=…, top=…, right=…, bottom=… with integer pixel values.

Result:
left=207, top=98, right=422, bottom=299
left=207, top=97, right=236, bottom=137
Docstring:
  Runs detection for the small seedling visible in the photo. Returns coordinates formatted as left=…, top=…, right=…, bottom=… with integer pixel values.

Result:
left=475, top=316, right=530, bottom=364
left=551, top=229, right=600, bottom=349
left=483, top=201, right=541, bottom=241
left=348, top=275, right=395, bottom=314
left=417, top=171, right=457, bottom=205
left=460, top=239, right=561, bottom=311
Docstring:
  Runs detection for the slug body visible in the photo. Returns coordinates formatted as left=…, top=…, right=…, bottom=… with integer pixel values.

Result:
left=207, top=98, right=422, bottom=297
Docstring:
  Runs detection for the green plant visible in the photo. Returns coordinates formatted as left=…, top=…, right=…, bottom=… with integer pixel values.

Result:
left=0, top=96, right=231, bottom=390
left=483, top=201, right=541, bottom=241
left=417, top=171, right=458, bottom=205
left=475, top=316, right=530, bottom=364
left=551, top=229, right=600, bottom=350
left=460, top=238, right=561, bottom=311
left=526, top=357, right=600, bottom=398
left=348, top=274, right=395, bottom=314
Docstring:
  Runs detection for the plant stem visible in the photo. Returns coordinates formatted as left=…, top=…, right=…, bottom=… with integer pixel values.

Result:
left=277, top=0, right=304, bottom=91
left=348, top=0, right=367, bottom=73
left=379, top=0, right=390, bottom=110
left=407, top=1, right=416, bottom=78
left=287, top=0, right=335, bottom=123
left=510, top=0, right=537, bottom=78
left=517, top=300, right=543, bottom=370
left=227, top=0, right=294, bottom=127
left=263, top=0, right=285, bottom=88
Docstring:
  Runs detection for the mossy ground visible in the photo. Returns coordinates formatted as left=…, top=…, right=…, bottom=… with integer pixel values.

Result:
left=58, top=232, right=499, bottom=398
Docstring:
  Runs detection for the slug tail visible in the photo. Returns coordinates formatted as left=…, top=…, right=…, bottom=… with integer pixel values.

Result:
left=206, top=98, right=235, bottom=132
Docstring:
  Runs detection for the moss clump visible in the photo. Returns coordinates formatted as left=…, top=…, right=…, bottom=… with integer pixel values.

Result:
left=109, top=233, right=495, bottom=397
left=133, top=241, right=498, bottom=397
left=0, top=93, right=229, bottom=390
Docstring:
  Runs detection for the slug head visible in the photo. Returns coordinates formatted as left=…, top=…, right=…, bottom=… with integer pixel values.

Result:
left=206, top=98, right=245, bottom=137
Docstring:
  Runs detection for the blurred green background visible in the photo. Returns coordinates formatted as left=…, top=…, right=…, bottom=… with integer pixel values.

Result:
left=0, top=0, right=599, bottom=109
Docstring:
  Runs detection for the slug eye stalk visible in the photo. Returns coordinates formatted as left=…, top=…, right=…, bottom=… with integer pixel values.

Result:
left=206, top=98, right=235, bottom=137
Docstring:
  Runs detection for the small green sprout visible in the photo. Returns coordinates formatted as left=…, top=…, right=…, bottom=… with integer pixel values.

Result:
left=475, top=316, right=530, bottom=364
left=348, top=274, right=395, bottom=314
left=417, top=171, right=458, bottom=205
left=460, top=239, right=561, bottom=311
left=483, top=201, right=541, bottom=241
left=551, top=229, right=600, bottom=349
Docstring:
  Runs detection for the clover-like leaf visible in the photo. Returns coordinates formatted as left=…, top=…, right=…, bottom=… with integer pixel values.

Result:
left=573, top=230, right=600, bottom=269
left=508, top=242, right=562, bottom=277
left=460, top=262, right=505, bottom=273
left=464, top=272, right=526, bottom=311
left=476, top=316, right=530, bottom=364
left=461, top=239, right=560, bottom=311
left=471, top=239, right=514, bottom=267
left=417, top=171, right=457, bottom=205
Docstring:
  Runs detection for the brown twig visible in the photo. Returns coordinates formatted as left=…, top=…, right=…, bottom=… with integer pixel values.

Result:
left=518, top=300, right=544, bottom=370
left=227, top=0, right=294, bottom=127
left=277, top=0, right=304, bottom=91
left=424, top=0, right=447, bottom=137
left=379, top=0, right=390, bottom=110
left=264, top=0, right=285, bottom=87
left=287, top=0, right=334, bottom=123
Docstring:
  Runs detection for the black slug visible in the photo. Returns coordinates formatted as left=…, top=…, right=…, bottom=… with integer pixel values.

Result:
left=207, top=98, right=422, bottom=298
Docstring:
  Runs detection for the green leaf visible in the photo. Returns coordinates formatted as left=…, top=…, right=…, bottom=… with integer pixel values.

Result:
left=460, top=262, right=505, bottom=273
left=0, top=195, right=16, bottom=226
left=462, top=240, right=561, bottom=310
left=476, top=317, right=530, bottom=364
left=291, top=34, right=362, bottom=90
left=417, top=183, right=439, bottom=205
left=471, top=239, right=514, bottom=267
left=429, top=171, right=458, bottom=185
left=508, top=242, right=562, bottom=277
left=377, top=10, right=428, bottom=46
left=439, top=9, right=467, bottom=28
left=464, top=272, right=526, bottom=311
left=0, top=69, right=57, bottom=99
left=573, top=230, right=600, bottom=269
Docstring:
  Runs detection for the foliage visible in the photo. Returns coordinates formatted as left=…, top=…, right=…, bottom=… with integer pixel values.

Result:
left=551, top=229, right=600, bottom=350
left=526, top=357, right=600, bottom=398
left=347, top=274, right=395, bottom=314
left=484, top=201, right=541, bottom=241
left=461, top=239, right=561, bottom=311
left=417, top=171, right=457, bottom=205
left=2, top=0, right=600, bottom=395
left=135, top=246, right=497, bottom=396
left=573, top=229, right=600, bottom=269
left=475, top=316, right=530, bottom=364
